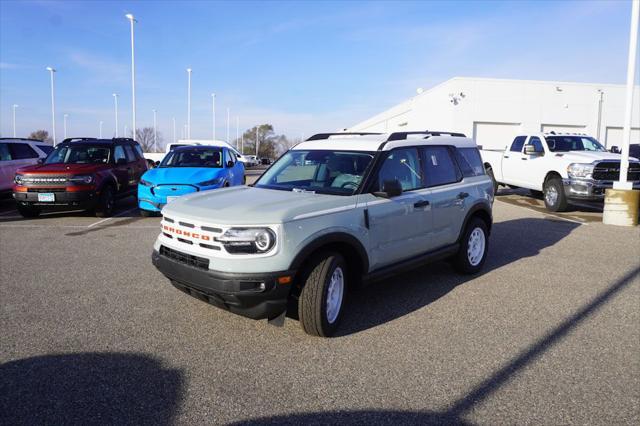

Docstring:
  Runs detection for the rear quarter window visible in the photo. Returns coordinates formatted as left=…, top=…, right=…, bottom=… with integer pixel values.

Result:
left=455, top=147, right=485, bottom=177
left=37, top=145, right=54, bottom=155
left=0, top=143, right=11, bottom=161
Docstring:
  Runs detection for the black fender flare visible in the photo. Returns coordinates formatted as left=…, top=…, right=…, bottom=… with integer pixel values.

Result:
left=97, top=172, right=119, bottom=194
left=288, top=232, right=370, bottom=274
left=457, top=202, right=493, bottom=243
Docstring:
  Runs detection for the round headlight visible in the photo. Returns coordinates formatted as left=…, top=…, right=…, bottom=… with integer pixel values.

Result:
left=14, top=174, right=24, bottom=185
left=255, top=229, right=273, bottom=251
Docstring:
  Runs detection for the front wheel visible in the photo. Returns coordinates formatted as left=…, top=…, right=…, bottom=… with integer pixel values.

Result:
left=298, top=252, right=347, bottom=337
left=454, top=218, right=489, bottom=274
left=95, top=186, right=115, bottom=217
left=543, top=177, right=569, bottom=212
left=17, top=205, right=40, bottom=218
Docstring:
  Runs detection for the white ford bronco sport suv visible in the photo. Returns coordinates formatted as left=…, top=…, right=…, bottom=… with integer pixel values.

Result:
left=152, top=131, right=494, bottom=336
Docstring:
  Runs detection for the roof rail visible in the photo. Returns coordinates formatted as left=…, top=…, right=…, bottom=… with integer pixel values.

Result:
left=306, top=132, right=382, bottom=141
left=0, top=137, right=44, bottom=142
left=386, top=130, right=466, bottom=141
left=61, top=137, right=98, bottom=143
left=112, top=137, right=136, bottom=142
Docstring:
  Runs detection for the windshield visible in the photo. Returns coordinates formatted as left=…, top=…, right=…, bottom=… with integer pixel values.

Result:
left=160, top=148, right=223, bottom=168
left=45, top=145, right=111, bottom=164
left=546, top=136, right=606, bottom=152
left=255, top=150, right=375, bottom=195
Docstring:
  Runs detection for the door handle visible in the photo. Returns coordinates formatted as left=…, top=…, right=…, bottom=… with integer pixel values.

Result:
left=521, top=158, right=528, bottom=160
left=503, top=155, right=510, bottom=159
left=458, top=192, right=469, bottom=199
left=414, top=200, right=430, bottom=208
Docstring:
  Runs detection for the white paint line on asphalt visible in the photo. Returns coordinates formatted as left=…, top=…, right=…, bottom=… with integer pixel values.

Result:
left=86, top=208, right=138, bottom=228
left=496, top=199, right=588, bottom=226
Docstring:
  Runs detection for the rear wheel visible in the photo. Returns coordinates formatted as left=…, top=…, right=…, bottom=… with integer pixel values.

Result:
left=17, top=205, right=40, bottom=218
left=298, top=252, right=347, bottom=337
left=543, top=177, right=568, bottom=212
left=454, top=217, right=489, bottom=274
left=486, top=166, right=499, bottom=195
left=95, top=186, right=115, bottom=217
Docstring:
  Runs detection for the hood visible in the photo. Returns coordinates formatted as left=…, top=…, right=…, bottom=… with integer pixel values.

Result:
left=16, top=163, right=111, bottom=175
left=143, top=167, right=224, bottom=185
left=162, top=186, right=355, bottom=225
left=552, top=151, right=638, bottom=163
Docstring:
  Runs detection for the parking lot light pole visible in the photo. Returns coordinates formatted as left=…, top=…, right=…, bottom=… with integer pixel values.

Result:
left=604, top=0, right=640, bottom=227
left=112, top=93, right=119, bottom=137
left=12, top=104, right=18, bottom=137
left=211, top=93, right=216, bottom=141
left=63, top=114, right=68, bottom=139
left=172, top=116, right=176, bottom=144
left=126, top=13, right=137, bottom=140
left=152, top=109, right=157, bottom=152
left=256, top=127, right=259, bottom=157
left=187, top=68, right=192, bottom=139
left=226, top=108, right=230, bottom=143
left=46, top=67, right=57, bottom=145
left=236, top=116, right=239, bottom=149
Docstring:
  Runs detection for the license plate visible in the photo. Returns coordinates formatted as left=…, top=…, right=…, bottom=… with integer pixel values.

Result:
left=166, top=196, right=179, bottom=203
left=37, top=193, right=55, bottom=202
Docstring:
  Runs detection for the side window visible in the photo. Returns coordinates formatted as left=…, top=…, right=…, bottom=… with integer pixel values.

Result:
left=9, top=143, right=39, bottom=159
left=228, top=150, right=237, bottom=164
left=423, top=146, right=460, bottom=187
left=114, top=145, right=126, bottom=163
left=455, top=147, right=485, bottom=177
left=37, top=145, right=54, bottom=155
left=124, top=145, right=137, bottom=162
left=510, top=136, right=527, bottom=152
left=377, top=147, right=423, bottom=191
left=133, top=144, right=145, bottom=159
left=0, top=143, right=11, bottom=161
left=528, top=137, right=544, bottom=153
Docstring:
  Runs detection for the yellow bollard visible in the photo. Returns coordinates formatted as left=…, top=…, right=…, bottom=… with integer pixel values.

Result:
left=602, top=188, right=640, bottom=227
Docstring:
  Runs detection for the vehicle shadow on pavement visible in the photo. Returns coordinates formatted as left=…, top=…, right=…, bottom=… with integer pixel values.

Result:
left=0, top=352, right=183, bottom=425
left=338, top=218, right=581, bottom=337
left=240, top=266, right=640, bottom=426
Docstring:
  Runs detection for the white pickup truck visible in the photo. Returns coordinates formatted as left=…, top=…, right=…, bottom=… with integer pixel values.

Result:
left=481, top=133, right=640, bottom=211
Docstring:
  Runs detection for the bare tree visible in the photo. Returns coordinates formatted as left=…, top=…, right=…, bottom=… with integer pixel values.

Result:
left=28, top=130, right=53, bottom=143
left=135, top=127, right=163, bottom=153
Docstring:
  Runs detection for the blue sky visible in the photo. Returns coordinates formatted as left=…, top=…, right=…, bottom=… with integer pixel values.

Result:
left=0, top=0, right=637, bottom=144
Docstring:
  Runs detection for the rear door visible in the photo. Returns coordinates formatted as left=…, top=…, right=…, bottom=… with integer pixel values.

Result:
left=365, top=147, right=435, bottom=270
left=112, top=144, right=131, bottom=194
left=3, top=143, right=40, bottom=191
left=124, top=144, right=145, bottom=186
left=228, top=149, right=244, bottom=185
left=0, top=142, right=15, bottom=191
left=422, top=146, right=466, bottom=247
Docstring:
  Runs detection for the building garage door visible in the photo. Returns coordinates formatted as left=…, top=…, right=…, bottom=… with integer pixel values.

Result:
left=604, top=127, right=640, bottom=148
left=540, top=124, right=586, bottom=134
left=473, top=122, right=521, bottom=150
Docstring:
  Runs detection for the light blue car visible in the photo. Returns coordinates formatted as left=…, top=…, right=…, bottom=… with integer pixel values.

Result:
left=138, top=145, right=245, bottom=216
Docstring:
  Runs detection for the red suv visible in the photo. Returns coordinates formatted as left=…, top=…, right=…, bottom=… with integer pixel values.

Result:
left=13, top=138, right=148, bottom=217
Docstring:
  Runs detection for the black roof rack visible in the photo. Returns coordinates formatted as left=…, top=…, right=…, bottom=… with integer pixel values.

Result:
left=386, top=131, right=466, bottom=141
left=60, top=137, right=138, bottom=144
left=0, top=137, right=45, bottom=142
left=306, top=132, right=382, bottom=141
left=61, top=138, right=98, bottom=143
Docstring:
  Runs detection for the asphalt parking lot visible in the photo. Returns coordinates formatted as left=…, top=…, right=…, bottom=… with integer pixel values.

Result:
left=1, top=174, right=638, bottom=425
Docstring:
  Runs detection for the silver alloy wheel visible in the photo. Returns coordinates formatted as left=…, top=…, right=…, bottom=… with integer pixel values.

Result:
left=326, top=266, right=344, bottom=324
left=467, top=227, right=486, bottom=266
left=545, top=184, right=558, bottom=206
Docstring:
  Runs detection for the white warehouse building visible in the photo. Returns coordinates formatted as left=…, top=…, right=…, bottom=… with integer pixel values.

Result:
left=348, top=77, right=640, bottom=150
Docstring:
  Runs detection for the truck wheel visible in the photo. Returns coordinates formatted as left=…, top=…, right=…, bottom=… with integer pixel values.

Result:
left=17, top=205, right=40, bottom=218
left=543, top=177, right=568, bottom=212
left=95, top=186, right=115, bottom=217
left=454, top=217, right=489, bottom=274
left=486, top=167, right=498, bottom=195
left=298, top=252, right=346, bottom=337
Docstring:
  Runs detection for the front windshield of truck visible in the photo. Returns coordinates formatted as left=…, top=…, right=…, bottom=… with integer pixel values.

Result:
left=255, top=150, right=375, bottom=195
left=546, top=136, right=606, bottom=152
left=44, top=145, right=111, bottom=164
left=160, top=148, right=223, bottom=168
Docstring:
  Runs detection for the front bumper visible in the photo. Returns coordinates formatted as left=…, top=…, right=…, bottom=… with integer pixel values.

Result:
left=152, top=248, right=295, bottom=320
left=13, top=189, right=97, bottom=209
left=138, top=183, right=201, bottom=212
left=562, top=178, right=640, bottom=200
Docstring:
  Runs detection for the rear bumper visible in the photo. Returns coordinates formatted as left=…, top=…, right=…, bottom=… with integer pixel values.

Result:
left=563, top=178, right=640, bottom=200
left=152, top=249, right=294, bottom=320
left=13, top=189, right=97, bottom=209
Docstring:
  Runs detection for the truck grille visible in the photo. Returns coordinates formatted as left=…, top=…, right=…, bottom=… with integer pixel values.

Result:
left=592, top=162, right=640, bottom=181
left=160, top=245, right=209, bottom=270
left=20, top=175, right=69, bottom=185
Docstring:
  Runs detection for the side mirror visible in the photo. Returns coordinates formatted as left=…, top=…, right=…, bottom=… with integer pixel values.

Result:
left=610, top=146, right=621, bottom=154
left=155, top=161, right=161, bottom=166
left=37, top=158, right=45, bottom=164
left=373, top=179, right=403, bottom=198
left=524, top=144, right=542, bottom=155
left=116, top=158, right=127, bottom=165
left=227, top=160, right=234, bottom=168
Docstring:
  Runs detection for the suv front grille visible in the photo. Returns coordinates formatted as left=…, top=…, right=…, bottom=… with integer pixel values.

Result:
left=160, top=245, right=209, bottom=270
left=593, top=162, right=640, bottom=181
left=21, top=175, right=69, bottom=185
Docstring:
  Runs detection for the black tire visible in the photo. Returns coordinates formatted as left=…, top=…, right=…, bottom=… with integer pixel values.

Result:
left=298, top=252, right=347, bottom=337
left=486, top=167, right=499, bottom=195
left=454, top=217, right=489, bottom=275
left=95, top=186, right=115, bottom=217
left=543, top=177, right=569, bottom=212
left=17, top=205, right=40, bottom=218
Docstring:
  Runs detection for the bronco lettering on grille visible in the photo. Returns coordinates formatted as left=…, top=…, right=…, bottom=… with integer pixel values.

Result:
left=162, top=225, right=211, bottom=241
